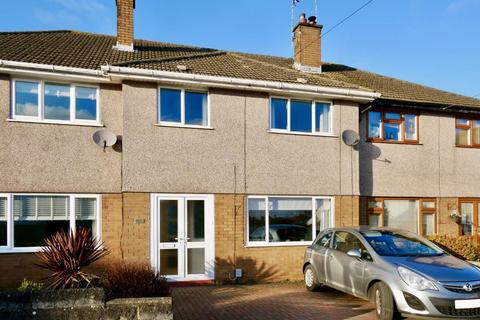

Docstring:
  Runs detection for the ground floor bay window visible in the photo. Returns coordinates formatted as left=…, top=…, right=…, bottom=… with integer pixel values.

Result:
left=367, top=198, right=436, bottom=236
left=0, top=194, right=100, bottom=252
left=247, top=196, right=334, bottom=246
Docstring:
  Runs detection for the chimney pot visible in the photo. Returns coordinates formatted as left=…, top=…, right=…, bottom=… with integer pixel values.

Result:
left=114, top=0, right=135, bottom=52
left=299, top=13, right=307, bottom=24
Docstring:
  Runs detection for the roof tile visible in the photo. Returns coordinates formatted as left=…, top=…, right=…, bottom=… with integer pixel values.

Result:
left=0, top=30, right=478, bottom=108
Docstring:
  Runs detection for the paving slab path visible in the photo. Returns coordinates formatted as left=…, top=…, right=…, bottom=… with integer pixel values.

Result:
left=172, top=282, right=385, bottom=320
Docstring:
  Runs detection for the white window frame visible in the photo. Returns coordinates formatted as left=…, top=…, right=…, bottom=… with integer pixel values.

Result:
left=0, top=194, right=10, bottom=250
left=268, top=96, right=334, bottom=136
left=246, top=195, right=335, bottom=247
left=157, top=87, right=211, bottom=129
left=10, top=79, right=102, bottom=126
left=0, top=193, right=101, bottom=253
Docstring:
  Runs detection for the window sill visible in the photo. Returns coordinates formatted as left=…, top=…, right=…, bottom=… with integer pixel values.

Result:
left=367, top=139, right=422, bottom=145
left=245, top=241, right=313, bottom=248
left=0, top=247, right=42, bottom=254
left=155, top=123, right=214, bottom=130
left=7, top=118, right=104, bottom=127
left=456, top=145, right=480, bottom=149
left=267, top=130, right=337, bottom=138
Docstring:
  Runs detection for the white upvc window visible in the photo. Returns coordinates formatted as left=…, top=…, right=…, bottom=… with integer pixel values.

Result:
left=158, top=87, right=210, bottom=128
left=269, top=97, right=333, bottom=135
left=0, top=194, right=101, bottom=253
left=246, top=196, right=334, bottom=247
left=11, top=79, right=101, bottom=126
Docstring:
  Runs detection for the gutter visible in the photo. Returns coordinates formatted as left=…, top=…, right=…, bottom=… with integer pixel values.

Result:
left=0, top=60, right=381, bottom=101
left=0, top=60, right=110, bottom=83
left=103, top=65, right=381, bottom=102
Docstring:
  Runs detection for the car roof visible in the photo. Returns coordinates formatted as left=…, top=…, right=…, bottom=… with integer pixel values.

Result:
left=322, top=226, right=408, bottom=233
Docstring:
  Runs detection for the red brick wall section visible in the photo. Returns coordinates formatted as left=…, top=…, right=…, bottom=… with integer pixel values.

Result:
left=101, top=193, right=123, bottom=265
left=116, top=0, right=134, bottom=46
left=437, top=198, right=460, bottom=235
left=293, top=24, right=322, bottom=68
left=335, top=196, right=360, bottom=228
left=0, top=254, right=50, bottom=289
left=215, top=194, right=359, bottom=283
left=121, top=193, right=150, bottom=265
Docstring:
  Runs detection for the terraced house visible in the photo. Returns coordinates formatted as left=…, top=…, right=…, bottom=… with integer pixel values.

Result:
left=1, top=0, right=480, bottom=288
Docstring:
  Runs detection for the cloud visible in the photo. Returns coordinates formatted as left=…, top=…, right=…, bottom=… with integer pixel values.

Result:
left=49, top=0, right=107, bottom=13
left=45, top=88, right=70, bottom=98
left=447, top=0, right=480, bottom=13
left=33, top=8, right=78, bottom=24
left=15, top=103, right=39, bottom=117
left=44, top=105, right=71, bottom=120
left=33, top=0, right=108, bottom=26
left=75, top=109, right=96, bottom=120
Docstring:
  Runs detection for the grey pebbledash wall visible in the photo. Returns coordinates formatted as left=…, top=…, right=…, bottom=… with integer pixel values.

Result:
left=0, top=76, right=123, bottom=193
left=121, top=82, right=360, bottom=196
left=359, top=111, right=480, bottom=197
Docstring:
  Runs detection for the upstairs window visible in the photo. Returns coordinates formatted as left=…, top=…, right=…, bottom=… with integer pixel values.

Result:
left=455, top=118, right=480, bottom=147
left=270, top=98, right=331, bottom=134
left=158, top=88, right=209, bottom=127
left=12, top=80, right=99, bottom=124
left=367, top=110, right=418, bottom=143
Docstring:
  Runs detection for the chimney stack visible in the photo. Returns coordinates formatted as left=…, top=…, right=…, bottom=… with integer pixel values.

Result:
left=293, top=13, right=323, bottom=73
left=115, top=0, right=135, bottom=52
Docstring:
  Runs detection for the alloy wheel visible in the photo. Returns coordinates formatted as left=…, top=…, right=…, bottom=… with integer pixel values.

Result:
left=305, top=268, right=314, bottom=287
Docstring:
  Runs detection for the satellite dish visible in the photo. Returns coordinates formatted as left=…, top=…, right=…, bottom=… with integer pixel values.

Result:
left=342, top=130, right=360, bottom=147
left=92, top=129, right=117, bottom=152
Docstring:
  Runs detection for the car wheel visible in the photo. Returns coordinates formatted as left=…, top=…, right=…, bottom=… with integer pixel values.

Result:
left=370, top=282, right=401, bottom=320
left=304, top=265, right=321, bottom=292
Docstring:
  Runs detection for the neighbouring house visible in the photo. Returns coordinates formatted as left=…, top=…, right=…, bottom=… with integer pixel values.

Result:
left=0, top=0, right=479, bottom=288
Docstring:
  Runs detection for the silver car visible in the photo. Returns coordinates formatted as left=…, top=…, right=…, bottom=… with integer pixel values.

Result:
left=303, top=227, right=480, bottom=319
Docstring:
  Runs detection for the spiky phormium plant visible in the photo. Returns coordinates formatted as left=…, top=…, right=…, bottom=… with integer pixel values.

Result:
left=36, top=228, right=108, bottom=289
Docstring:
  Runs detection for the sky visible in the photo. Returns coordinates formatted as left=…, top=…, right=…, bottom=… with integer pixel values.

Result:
left=0, top=0, right=479, bottom=97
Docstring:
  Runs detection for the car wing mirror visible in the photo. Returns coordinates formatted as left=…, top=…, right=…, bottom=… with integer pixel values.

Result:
left=347, top=248, right=362, bottom=259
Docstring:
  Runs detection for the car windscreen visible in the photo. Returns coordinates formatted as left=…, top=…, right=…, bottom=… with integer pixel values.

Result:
left=360, top=230, right=442, bottom=257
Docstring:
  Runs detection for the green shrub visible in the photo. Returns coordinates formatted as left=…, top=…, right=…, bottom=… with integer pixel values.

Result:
left=18, top=278, right=44, bottom=292
left=428, top=235, right=480, bottom=261
left=102, top=263, right=169, bottom=300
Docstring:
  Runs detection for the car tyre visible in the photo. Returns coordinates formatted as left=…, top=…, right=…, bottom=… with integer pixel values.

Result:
left=304, top=265, right=321, bottom=292
left=370, top=282, right=401, bottom=320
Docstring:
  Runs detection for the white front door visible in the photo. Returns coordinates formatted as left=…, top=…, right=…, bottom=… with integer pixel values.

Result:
left=150, top=194, right=214, bottom=281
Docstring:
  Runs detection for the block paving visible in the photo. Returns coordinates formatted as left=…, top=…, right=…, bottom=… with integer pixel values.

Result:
left=172, top=282, right=388, bottom=320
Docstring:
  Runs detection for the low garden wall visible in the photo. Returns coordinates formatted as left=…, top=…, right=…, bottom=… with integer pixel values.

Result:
left=0, top=288, right=172, bottom=320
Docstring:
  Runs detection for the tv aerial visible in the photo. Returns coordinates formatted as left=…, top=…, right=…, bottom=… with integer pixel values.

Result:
left=92, top=129, right=117, bottom=152
left=342, top=130, right=360, bottom=147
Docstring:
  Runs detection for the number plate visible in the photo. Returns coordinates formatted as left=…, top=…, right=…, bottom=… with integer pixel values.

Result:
left=455, top=299, right=480, bottom=309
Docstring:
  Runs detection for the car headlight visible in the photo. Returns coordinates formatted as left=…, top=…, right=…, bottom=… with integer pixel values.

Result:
left=398, top=266, right=438, bottom=291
